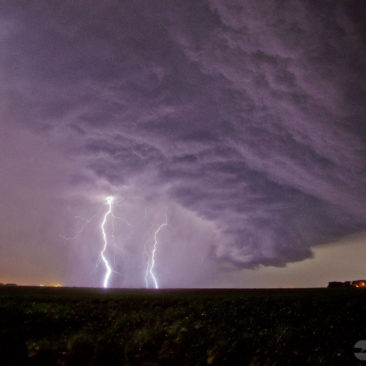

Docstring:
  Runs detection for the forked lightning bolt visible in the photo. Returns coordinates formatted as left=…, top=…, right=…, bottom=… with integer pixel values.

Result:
left=145, top=215, right=168, bottom=289
left=100, top=196, right=114, bottom=288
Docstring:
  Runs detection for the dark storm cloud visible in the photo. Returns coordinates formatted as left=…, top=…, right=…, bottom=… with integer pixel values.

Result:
left=1, top=0, right=365, bottom=272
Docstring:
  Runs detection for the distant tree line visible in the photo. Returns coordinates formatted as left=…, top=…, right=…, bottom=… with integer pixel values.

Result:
left=328, top=280, right=366, bottom=288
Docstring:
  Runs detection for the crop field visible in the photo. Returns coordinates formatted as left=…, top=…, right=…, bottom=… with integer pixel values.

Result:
left=1, top=286, right=366, bottom=365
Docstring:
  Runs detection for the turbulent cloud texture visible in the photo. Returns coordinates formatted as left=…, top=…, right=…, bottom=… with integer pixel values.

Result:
left=0, top=0, right=365, bottom=286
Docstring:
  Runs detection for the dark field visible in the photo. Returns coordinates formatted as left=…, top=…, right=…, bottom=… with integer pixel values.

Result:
left=1, top=287, right=366, bottom=365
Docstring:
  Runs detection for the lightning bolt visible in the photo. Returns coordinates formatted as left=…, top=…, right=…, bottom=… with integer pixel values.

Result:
left=100, top=196, right=114, bottom=288
left=145, top=214, right=168, bottom=289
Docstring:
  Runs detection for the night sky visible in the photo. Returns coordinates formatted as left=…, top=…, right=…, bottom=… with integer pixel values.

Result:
left=1, top=0, right=365, bottom=288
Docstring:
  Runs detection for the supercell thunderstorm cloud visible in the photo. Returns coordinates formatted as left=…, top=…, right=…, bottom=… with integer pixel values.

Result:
left=0, top=0, right=365, bottom=288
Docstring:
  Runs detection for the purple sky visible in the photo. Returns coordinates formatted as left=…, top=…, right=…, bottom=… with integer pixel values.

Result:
left=0, top=0, right=365, bottom=288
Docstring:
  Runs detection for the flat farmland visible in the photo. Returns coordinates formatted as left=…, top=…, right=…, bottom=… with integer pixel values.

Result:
left=1, top=287, right=366, bottom=365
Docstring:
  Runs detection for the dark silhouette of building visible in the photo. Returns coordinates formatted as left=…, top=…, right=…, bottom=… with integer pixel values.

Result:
left=327, top=280, right=366, bottom=288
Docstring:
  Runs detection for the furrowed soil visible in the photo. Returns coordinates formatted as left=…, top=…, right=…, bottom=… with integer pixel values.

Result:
left=0, top=287, right=365, bottom=365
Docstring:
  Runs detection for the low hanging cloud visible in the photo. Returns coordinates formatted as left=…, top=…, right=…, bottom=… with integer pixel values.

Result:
left=0, top=0, right=365, bottom=285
